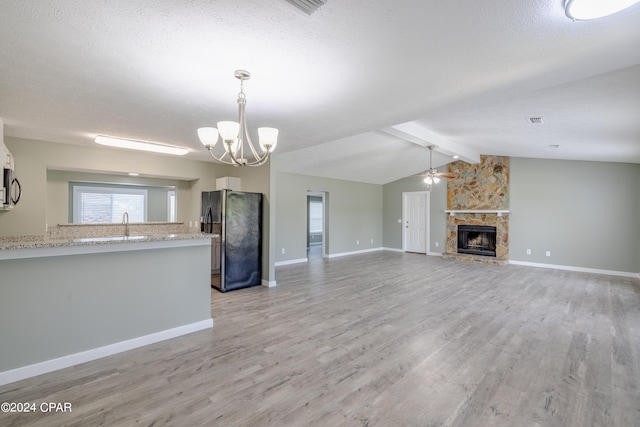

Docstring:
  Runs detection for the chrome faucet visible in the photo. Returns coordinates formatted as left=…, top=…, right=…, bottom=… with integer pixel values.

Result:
left=122, top=212, right=129, bottom=236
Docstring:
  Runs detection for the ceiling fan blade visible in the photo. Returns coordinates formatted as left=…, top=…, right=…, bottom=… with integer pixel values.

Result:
left=436, top=172, right=459, bottom=179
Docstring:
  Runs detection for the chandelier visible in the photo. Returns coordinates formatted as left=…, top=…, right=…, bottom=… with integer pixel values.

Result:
left=198, top=70, right=278, bottom=167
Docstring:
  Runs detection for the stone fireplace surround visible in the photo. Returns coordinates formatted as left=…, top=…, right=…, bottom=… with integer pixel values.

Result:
left=441, top=155, right=510, bottom=265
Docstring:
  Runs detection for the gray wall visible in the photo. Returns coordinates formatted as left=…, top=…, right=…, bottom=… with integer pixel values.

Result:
left=46, top=170, right=182, bottom=223
left=3, top=136, right=638, bottom=276
left=384, top=157, right=639, bottom=275
left=509, top=158, right=639, bottom=273
left=0, top=136, right=281, bottom=282
left=1, top=136, right=228, bottom=236
left=275, top=172, right=383, bottom=262
left=382, top=176, right=448, bottom=253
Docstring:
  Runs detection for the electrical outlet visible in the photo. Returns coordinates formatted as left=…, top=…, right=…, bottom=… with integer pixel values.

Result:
left=526, top=249, right=531, bottom=255
left=435, top=242, right=439, bottom=247
left=546, top=251, right=551, bottom=257
left=356, top=240, right=360, bottom=245
left=370, top=238, right=373, bottom=244
left=281, top=248, right=285, bottom=254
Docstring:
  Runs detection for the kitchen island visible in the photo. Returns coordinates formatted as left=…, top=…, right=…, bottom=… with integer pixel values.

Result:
left=0, top=233, right=213, bottom=385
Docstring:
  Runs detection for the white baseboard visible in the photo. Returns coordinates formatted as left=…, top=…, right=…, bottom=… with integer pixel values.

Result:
left=508, top=260, right=639, bottom=279
left=274, top=258, right=308, bottom=267
left=0, top=318, right=214, bottom=387
left=327, top=247, right=384, bottom=259
left=262, top=279, right=277, bottom=287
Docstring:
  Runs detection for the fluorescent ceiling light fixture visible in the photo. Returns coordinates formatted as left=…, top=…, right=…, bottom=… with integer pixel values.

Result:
left=565, top=0, right=640, bottom=20
left=95, top=136, right=189, bottom=156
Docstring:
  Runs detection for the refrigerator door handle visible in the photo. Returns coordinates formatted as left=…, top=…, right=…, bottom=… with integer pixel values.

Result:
left=205, top=206, right=213, bottom=233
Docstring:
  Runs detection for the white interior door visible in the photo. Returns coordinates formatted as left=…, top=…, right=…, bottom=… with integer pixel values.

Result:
left=403, top=192, right=427, bottom=253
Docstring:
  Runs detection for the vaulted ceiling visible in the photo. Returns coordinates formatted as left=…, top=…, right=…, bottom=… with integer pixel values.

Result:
left=1, top=0, right=639, bottom=184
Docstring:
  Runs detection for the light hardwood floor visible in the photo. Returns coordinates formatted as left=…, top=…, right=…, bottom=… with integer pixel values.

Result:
left=1, top=252, right=639, bottom=426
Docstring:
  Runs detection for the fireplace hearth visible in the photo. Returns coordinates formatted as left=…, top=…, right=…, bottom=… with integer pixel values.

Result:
left=457, top=225, right=497, bottom=257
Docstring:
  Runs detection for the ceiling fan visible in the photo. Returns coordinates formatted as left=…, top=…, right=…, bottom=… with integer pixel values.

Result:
left=419, top=146, right=459, bottom=185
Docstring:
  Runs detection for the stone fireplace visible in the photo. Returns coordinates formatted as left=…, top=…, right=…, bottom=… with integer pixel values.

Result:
left=442, top=155, right=510, bottom=265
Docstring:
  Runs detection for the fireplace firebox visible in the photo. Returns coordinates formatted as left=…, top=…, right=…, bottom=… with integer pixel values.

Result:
left=457, top=225, right=497, bottom=257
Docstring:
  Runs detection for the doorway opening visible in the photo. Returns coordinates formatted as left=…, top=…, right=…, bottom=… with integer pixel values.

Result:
left=307, top=191, right=327, bottom=259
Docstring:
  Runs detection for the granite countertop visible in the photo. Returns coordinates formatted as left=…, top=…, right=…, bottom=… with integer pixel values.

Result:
left=0, top=233, right=214, bottom=251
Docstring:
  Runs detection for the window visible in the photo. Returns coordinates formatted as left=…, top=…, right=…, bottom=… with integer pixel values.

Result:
left=168, top=190, right=176, bottom=222
left=309, top=199, right=323, bottom=233
left=73, top=185, right=147, bottom=223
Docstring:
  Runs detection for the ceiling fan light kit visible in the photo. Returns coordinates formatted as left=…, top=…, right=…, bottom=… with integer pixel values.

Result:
left=198, top=70, right=278, bottom=167
left=421, top=146, right=459, bottom=188
left=564, top=0, right=640, bottom=20
left=424, top=175, right=440, bottom=185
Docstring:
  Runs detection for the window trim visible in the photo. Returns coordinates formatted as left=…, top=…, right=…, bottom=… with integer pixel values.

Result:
left=167, top=190, right=177, bottom=222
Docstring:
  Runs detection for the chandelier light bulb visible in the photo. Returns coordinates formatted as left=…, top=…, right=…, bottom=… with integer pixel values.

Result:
left=258, top=127, right=279, bottom=152
left=197, top=127, right=219, bottom=147
left=217, top=121, right=240, bottom=142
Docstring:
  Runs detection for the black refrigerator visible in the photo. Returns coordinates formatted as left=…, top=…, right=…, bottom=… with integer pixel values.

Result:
left=201, top=189, right=262, bottom=292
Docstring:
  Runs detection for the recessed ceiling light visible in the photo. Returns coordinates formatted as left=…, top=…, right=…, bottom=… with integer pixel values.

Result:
left=128, top=172, right=140, bottom=176
left=452, top=155, right=460, bottom=159
left=95, top=135, right=189, bottom=156
left=565, top=0, right=640, bottom=20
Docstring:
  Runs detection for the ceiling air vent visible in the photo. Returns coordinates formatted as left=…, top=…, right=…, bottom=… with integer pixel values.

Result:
left=283, top=0, right=328, bottom=14
left=528, top=117, right=544, bottom=124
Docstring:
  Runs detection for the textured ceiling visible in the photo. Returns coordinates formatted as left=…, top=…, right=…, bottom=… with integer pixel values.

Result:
left=0, top=0, right=639, bottom=184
